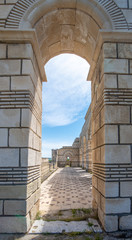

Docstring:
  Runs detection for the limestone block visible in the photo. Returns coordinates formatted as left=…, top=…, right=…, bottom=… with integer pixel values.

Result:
left=120, top=125, right=132, bottom=143
left=21, top=148, right=36, bottom=167
left=120, top=215, right=132, bottom=230
left=0, top=60, right=21, bottom=75
left=0, top=77, right=10, bottom=90
left=118, top=75, right=132, bottom=88
left=104, top=74, right=117, bottom=89
left=8, top=44, right=33, bottom=59
left=0, top=214, right=31, bottom=233
left=105, top=105, right=130, bottom=124
left=6, top=0, right=17, bottom=3
left=36, top=151, right=41, bottom=165
left=92, top=176, right=98, bottom=189
left=26, top=194, right=34, bottom=213
left=130, top=60, right=132, bottom=74
left=59, top=9, right=76, bottom=25
left=22, top=59, right=37, bottom=86
left=0, top=148, right=19, bottom=167
left=9, top=128, right=30, bottom=147
left=61, top=25, right=74, bottom=51
left=0, top=5, right=13, bottom=18
left=0, top=185, right=26, bottom=199
left=0, top=201, right=3, bottom=215
left=0, top=128, right=8, bottom=147
left=105, top=125, right=118, bottom=144
left=97, top=127, right=104, bottom=147
left=105, top=182, right=119, bottom=197
left=95, top=147, right=101, bottom=163
left=49, top=42, right=61, bottom=57
left=129, top=0, right=132, bottom=8
left=102, top=145, right=131, bottom=164
left=0, top=109, right=20, bottom=127
left=104, top=215, right=118, bottom=232
left=11, top=76, right=34, bottom=94
left=98, top=178, right=105, bottom=196
left=114, top=0, right=127, bottom=8
left=4, top=200, right=26, bottom=215
left=21, top=109, right=37, bottom=131
left=102, top=197, right=130, bottom=214
left=103, top=43, right=117, bottom=58
left=104, top=59, right=128, bottom=74
left=121, top=182, right=132, bottom=197
left=118, top=43, right=132, bottom=59
left=122, top=9, right=132, bottom=23
left=0, top=44, right=6, bottom=58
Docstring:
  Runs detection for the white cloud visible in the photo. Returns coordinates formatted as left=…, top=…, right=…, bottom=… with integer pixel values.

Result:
left=42, top=140, right=72, bottom=158
left=42, top=54, right=91, bottom=127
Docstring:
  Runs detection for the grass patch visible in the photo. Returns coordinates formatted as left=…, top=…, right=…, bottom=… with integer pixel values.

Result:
left=72, top=209, right=77, bottom=216
left=94, top=233, right=103, bottom=240
left=35, top=211, right=42, bottom=220
left=88, top=222, right=93, bottom=227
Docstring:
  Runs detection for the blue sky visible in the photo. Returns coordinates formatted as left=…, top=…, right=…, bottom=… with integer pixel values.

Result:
left=42, top=54, right=91, bottom=157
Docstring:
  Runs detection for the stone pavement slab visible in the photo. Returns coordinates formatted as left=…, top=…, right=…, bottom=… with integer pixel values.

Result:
left=40, top=167, right=92, bottom=214
left=29, top=219, right=102, bottom=234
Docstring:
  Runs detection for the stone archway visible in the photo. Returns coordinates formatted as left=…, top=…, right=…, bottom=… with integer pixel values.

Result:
left=0, top=0, right=132, bottom=233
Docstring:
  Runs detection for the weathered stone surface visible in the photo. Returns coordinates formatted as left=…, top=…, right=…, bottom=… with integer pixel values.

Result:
left=103, top=198, right=130, bottom=214
left=102, top=145, right=131, bottom=164
left=103, top=43, right=117, bottom=58
left=118, top=43, right=132, bottom=59
left=0, top=76, right=10, bottom=90
left=105, top=105, right=130, bottom=124
left=118, top=74, right=132, bottom=88
left=105, top=182, right=119, bottom=197
left=8, top=44, right=33, bottom=59
left=104, top=74, right=117, bottom=88
left=0, top=44, right=6, bottom=58
left=104, top=59, right=128, bottom=74
left=120, top=125, right=132, bottom=143
left=4, top=200, right=26, bottom=215
left=0, top=129, right=8, bottom=147
left=9, top=128, right=30, bottom=147
left=0, top=148, right=19, bottom=167
left=0, top=215, right=31, bottom=233
left=105, top=125, right=118, bottom=144
left=104, top=215, right=118, bottom=232
left=0, top=5, right=13, bottom=19
left=0, top=60, right=21, bottom=75
left=0, top=109, right=20, bottom=127
left=120, top=215, right=132, bottom=230
left=121, top=182, right=132, bottom=197
left=11, top=76, right=34, bottom=94
left=21, top=148, right=36, bottom=167
left=0, top=201, right=3, bottom=215
left=0, top=185, right=26, bottom=199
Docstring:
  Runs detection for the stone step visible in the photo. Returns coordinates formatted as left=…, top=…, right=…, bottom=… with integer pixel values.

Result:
left=29, top=219, right=102, bottom=234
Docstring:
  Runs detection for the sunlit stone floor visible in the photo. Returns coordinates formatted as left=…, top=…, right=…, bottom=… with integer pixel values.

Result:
left=40, top=167, right=92, bottom=214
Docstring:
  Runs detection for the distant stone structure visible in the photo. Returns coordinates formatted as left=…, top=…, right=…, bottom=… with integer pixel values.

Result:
left=54, top=138, right=79, bottom=167
left=53, top=106, right=92, bottom=171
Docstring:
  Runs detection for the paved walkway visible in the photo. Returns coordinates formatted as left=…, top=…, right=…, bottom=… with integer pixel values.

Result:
left=40, top=167, right=92, bottom=214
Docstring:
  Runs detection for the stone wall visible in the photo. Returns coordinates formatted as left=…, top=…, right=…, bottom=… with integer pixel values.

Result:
left=0, top=36, right=43, bottom=233
left=80, top=106, right=92, bottom=172
left=41, top=158, right=55, bottom=183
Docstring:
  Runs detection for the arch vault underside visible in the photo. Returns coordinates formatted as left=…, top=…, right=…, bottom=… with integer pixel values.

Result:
left=0, top=0, right=132, bottom=233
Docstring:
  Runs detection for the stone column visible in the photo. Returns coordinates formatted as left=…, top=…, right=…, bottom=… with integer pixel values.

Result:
left=91, top=31, right=132, bottom=232
left=0, top=31, right=45, bottom=233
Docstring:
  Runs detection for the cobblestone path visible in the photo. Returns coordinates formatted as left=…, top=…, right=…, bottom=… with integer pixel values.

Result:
left=40, top=167, right=92, bottom=214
